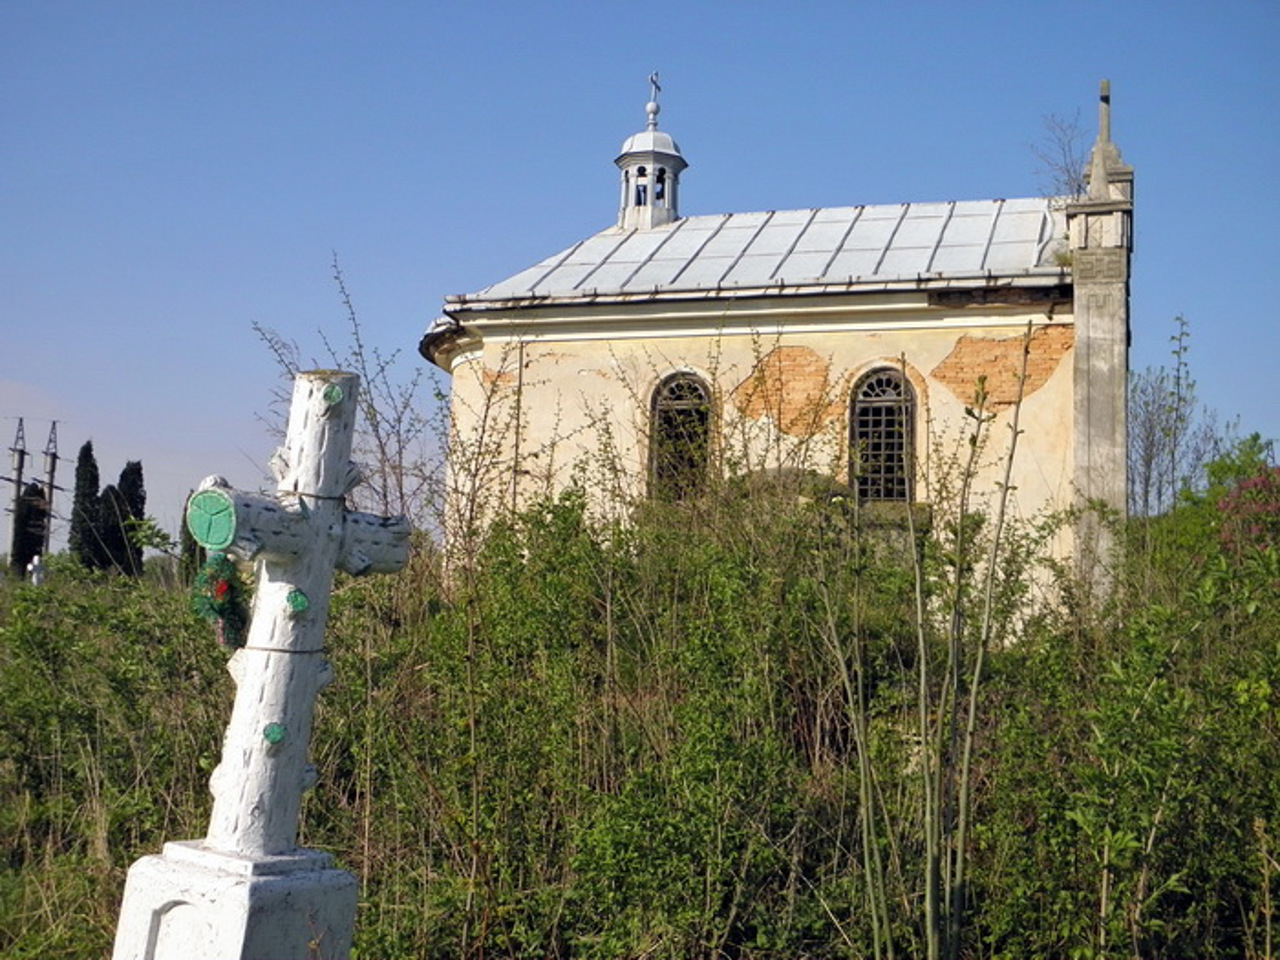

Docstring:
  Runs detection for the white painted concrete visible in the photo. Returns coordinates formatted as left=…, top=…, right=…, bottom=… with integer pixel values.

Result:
left=113, top=371, right=410, bottom=960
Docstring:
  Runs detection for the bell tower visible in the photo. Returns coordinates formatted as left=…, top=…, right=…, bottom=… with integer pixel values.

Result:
left=615, top=73, right=688, bottom=230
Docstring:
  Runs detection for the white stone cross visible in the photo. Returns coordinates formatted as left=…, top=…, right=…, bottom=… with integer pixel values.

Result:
left=114, top=371, right=410, bottom=960
left=26, top=553, right=45, bottom=586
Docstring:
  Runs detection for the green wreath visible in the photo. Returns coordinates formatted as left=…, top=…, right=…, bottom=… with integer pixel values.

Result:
left=192, top=552, right=251, bottom=648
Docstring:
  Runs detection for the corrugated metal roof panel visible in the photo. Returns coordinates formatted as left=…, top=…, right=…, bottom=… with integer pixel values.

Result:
left=611, top=229, right=677, bottom=263
left=584, top=262, right=645, bottom=291
left=677, top=256, right=737, bottom=287
left=456, top=198, right=1063, bottom=303
left=895, top=214, right=948, bottom=248
left=991, top=210, right=1047, bottom=244
left=941, top=212, right=996, bottom=246
left=1002, top=197, right=1051, bottom=213
left=984, top=242, right=1037, bottom=272
left=812, top=206, right=862, bottom=221
left=842, top=214, right=901, bottom=250
left=929, top=244, right=987, bottom=274
left=768, top=208, right=817, bottom=224
left=794, top=218, right=856, bottom=252
left=529, top=262, right=599, bottom=295
left=826, top=247, right=886, bottom=278
left=747, top=220, right=808, bottom=256
left=775, top=250, right=836, bottom=281
left=622, top=258, right=686, bottom=289
left=878, top=247, right=934, bottom=277
left=564, top=233, right=626, bottom=264
left=478, top=265, right=553, bottom=298
left=722, top=211, right=772, bottom=228
left=649, top=219, right=722, bottom=259
left=905, top=201, right=953, bottom=218
left=700, top=224, right=761, bottom=258
left=723, top=254, right=785, bottom=286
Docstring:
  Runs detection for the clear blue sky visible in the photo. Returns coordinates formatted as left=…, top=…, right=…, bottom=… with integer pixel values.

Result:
left=3, top=1, right=1278, bottom=548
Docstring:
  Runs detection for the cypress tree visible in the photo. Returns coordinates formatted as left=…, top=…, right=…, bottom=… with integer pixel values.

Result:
left=9, top=482, right=47, bottom=576
left=69, top=440, right=102, bottom=569
left=117, top=461, right=146, bottom=575
left=99, top=484, right=136, bottom=574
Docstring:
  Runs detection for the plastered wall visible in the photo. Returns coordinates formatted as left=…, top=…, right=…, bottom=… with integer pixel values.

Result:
left=444, top=305, right=1077, bottom=538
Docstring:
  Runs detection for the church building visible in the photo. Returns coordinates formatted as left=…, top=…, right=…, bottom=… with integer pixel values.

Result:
left=421, top=82, right=1132, bottom=547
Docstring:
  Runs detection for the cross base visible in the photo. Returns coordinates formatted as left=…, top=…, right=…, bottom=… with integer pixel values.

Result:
left=112, top=841, right=357, bottom=960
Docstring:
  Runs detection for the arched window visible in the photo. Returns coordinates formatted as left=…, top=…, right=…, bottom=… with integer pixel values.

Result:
left=850, top=368, right=914, bottom=502
left=655, top=167, right=667, bottom=203
left=635, top=166, right=648, bottom=206
left=651, top=373, right=711, bottom=501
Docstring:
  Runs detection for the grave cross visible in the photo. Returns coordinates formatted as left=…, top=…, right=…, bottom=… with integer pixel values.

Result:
left=113, top=371, right=409, bottom=960
left=186, top=371, right=409, bottom=856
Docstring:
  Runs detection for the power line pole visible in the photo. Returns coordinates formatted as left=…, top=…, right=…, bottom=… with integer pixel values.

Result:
left=7, top=419, right=27, bottom=561
left=41, top=422, right=58, bottom=555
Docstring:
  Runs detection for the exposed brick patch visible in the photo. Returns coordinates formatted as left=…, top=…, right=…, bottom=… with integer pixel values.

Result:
left=930, top=324, right=1073, bottom=411
left=732, top=346, right=845, bottom=436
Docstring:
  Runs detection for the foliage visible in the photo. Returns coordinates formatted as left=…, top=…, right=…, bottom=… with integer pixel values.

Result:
left=68, top=440, right=102, bottom=569
left=65, top=446, right=149, bottom=575
left=116, top=461, right=147, bottom=574
left=190, top=552, right=251, bottom=648
left=1219, top=464, right=1280, bottom=556
left=3, top=443, right=1279, bottom=957
left=98, top=485, right=132, bottom=574
left=0, top=557, right=226, bottom=958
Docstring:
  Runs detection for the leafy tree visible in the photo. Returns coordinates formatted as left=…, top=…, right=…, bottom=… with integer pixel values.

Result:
left=68, top=440, right=102, bottom=569
left=1219, top=463, right=1280, bottom=556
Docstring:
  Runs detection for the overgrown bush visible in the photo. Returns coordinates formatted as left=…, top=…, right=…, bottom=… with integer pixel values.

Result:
left=0, top=557, right=226, bottom=958
left=2, top=453, right=1277, bottom=958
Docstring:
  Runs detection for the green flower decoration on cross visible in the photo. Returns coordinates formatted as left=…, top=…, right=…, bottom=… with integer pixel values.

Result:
left=191, top=552, right=251, bottom=649
left=187, top=488, right=237, bottom=551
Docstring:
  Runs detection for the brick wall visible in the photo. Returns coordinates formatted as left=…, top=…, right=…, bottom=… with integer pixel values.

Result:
left=930, top=324, right=1073, bottom=411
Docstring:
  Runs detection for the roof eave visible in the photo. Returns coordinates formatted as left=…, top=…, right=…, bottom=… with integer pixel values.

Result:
left=443, top=267, right=1072, bottom=315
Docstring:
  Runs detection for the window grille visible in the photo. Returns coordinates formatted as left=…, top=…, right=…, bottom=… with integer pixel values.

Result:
left=851, top=369, right=914, bottom=501
left=651, top=374, right=711, bottom=500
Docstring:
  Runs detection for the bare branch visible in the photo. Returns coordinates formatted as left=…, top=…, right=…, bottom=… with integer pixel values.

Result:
left=1032, top=110, right=1089, bottom=198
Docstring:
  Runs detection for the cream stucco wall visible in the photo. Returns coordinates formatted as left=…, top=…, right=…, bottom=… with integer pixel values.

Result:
left=441, top=294, right=1076, bottom=542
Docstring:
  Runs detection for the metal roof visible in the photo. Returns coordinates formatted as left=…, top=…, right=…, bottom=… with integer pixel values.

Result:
left=452, top=198, right=1066, bottom=307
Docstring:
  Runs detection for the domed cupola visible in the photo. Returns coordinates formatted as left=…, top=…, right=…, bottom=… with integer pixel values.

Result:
left=615, top=73, right=688, bottom=230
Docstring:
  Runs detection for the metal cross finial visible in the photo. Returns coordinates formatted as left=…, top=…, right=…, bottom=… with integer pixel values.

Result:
left=645, top=72, right=662, bottom=130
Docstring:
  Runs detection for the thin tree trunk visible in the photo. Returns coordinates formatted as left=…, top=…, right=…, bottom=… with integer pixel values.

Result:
left=949, top=320, right=1034, bottom=957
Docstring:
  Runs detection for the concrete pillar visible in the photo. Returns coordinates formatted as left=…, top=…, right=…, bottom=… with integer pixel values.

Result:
left=1066, top=80, right=1134, bottom=571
